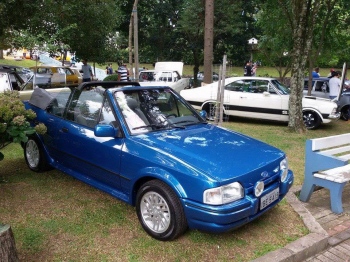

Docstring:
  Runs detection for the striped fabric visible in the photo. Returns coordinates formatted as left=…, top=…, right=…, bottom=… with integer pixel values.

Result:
left=118, top=66, right=128, bottom=81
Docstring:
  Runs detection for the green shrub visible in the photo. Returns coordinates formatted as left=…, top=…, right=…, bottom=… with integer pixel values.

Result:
left=103, top=74, right=119, bottom=81
left=0, top=91, right=46, bottom=160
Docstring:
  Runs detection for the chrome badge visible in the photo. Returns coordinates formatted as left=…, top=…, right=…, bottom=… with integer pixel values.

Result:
left=261, top=171, right=269, bottom=178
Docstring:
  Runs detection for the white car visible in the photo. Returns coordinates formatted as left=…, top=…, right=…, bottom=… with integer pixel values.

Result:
left=180, top=76, right=339, bottom=129
left=138, top=62, right=190, bottom=92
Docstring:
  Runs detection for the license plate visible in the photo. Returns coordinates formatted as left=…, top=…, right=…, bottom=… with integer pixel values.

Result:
left=260, top=188, right=279, bottom=210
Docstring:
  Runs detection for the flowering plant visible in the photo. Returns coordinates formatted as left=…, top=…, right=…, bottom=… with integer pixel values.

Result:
left=0, top=91, right=47, bottom=160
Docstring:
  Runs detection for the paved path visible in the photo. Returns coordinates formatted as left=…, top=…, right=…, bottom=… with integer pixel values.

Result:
left=253, top=184, right=350, bottom=261
left=306, top=238, right=350, bottom=261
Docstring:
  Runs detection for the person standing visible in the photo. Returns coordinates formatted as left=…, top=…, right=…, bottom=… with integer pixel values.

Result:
left=329, top=71, right=341, bottom=100
left=311, top=67, right=320, bottom=86
left=117, top=63, right=129, bottom=82
left=106, top=63, right=113, bottom=74
left=81, top=59, right=93, bottom=82
left=252, top=63, right=257, bottom=76
left=312, top=67, right=320, bottom=78
left=244, top=61, right=252, bottom=76
left=327, top=68, right=335, bottom=78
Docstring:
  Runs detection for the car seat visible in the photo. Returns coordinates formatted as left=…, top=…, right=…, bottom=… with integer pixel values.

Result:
left=126, top=98, right=150, bottom=125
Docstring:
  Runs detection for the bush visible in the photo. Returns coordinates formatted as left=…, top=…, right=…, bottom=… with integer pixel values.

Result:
left=0, top=91, right=46, bottom=160
left=103, top=74, right=119, bottom=81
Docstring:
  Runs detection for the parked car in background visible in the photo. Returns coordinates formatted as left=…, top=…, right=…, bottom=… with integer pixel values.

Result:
left=138, top=62, right=190, bottom=92
left=23, top=81, right=293, bottom=240
left=181, top=76, right=339, bottom=129
left=0, top=68, right=25, bottom=92
left=304, top=77, right=350, bottom=120
left=303, top=77, right=330, bottom=99
left=30, top=65, right=80, bottom=88
left=0, top=64, right=32, bottom=81
left=189, top=71, right=219, bottom=88
left=70, top=67, right=83, bottom=84
left=0, top=68, right=66, bottom=100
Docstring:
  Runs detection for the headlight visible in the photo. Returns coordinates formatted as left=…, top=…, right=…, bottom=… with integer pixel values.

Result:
left=203, top=182, right=244, bottom=205
left=254, top=181, right=264, bottom=197
left=280, top=157, right=288, bottom=182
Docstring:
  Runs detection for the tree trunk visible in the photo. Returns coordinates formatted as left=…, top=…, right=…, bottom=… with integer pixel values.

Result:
left=287, top=0, right=321, bottom=132
left=0, top=225, right=19, bottom=262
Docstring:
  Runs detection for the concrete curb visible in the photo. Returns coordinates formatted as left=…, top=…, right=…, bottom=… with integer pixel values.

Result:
left=251, top=185, right=329, bottom=262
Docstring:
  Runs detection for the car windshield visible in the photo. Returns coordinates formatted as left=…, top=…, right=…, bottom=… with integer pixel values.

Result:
left=271, top=80, right=290, bottom=95
left=114, top=88, right=206, bottom=135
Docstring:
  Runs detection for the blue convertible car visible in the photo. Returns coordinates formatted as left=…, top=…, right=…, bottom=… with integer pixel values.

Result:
left=23, top=81, right=294, bottom=241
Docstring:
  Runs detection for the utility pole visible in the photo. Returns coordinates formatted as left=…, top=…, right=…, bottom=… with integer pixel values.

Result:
left=203, top=0, right=214, bottom=85
left=133, top=0, right=139, bottom=81
left=129, top=0, right=139, bottom=81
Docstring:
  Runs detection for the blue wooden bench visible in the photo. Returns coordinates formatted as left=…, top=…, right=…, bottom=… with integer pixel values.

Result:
left=299, top=133, right=350, bottom=214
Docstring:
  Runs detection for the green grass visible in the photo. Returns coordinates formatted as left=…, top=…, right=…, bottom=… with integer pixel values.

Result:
left=2, top=57, right=340, bottom=79
left=2, top=119, right=350, bottom=261
left=0, top=117, right=341, bottom=261
left=1, top=56, right=348, bottom=261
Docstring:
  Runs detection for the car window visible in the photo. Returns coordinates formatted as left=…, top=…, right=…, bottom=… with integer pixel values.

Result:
left=158, top=72, right=172, bottom=82
left=47, top=88, right=72, bottom=117
left=271, top=80, right=290, bottom=95
left=98, top=98, right=118, bottom=128
left=9, top=73, right=22, bottom=91
left=315, top=81, right=329, bottom=92
left=225, top=80, right=249, bottom=92
left=173, top=71, right=180, bottom=81
left=250, top=80, right=268, bottom=93
left=37, top=68, right=45, bottom=74
left=63, top=68, right=74, bottom=76
left=67, top=88, right=104, bottom=128
left=115, top=88, right=204, bottom=135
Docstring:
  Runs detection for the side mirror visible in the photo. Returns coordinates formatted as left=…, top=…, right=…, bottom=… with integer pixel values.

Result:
left=94, top=124, right=118, bottom=137
left=199, top=110, right=207, bottom=120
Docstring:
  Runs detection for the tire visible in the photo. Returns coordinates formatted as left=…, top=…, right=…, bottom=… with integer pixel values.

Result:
left=203, top=102, right=216, bottom=121
left=24, top=137, right=51, bottom=172
left=340, top=106, right=349, bottom=121
left=136, top=180, right=187, bottom=241
left=303, top=111, right=321, bottom=130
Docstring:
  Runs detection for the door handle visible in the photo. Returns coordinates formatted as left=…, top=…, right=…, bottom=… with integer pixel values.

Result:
left=61, top=127, right=69, bottom=133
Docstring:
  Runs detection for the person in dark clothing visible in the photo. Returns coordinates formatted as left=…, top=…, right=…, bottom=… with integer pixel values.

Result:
left=244, top=61, right=252, bottom=76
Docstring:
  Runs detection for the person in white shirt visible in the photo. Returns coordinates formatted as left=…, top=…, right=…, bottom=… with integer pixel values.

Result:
left=328, top=71, right=341, bottom=100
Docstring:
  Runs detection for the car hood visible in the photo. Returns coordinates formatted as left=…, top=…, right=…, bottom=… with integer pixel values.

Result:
left=129, top=124, right=285, bottom=183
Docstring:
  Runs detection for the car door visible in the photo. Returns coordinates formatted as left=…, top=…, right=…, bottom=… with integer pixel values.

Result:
left=46, top=88, right=123, bottom=188
left=230, top=79, right=285, bottom=121
left=0, top=72, right=12, bottom=92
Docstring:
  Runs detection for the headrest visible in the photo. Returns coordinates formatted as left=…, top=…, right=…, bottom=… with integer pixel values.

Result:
left=126, top=98, right=138, bottom=110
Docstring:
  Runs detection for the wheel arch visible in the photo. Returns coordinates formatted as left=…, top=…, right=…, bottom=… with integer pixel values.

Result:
left=130, top=167, right=187, bottom=206
left=23, top=134, right=54, bottom=165
left=302, top=107, right=324, bottom=122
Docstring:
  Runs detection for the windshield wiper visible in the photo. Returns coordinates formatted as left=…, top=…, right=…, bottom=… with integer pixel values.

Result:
left=171, top=120, right=197, bottom=125
left=168, top=123, right=186, bottom=129
left=132, top=124, right=163, bottom=130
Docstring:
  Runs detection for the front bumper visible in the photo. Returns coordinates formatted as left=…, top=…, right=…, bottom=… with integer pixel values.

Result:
left=328, top=112, right=340, bottom=120
left=181, top=170, right=294, bottom=233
